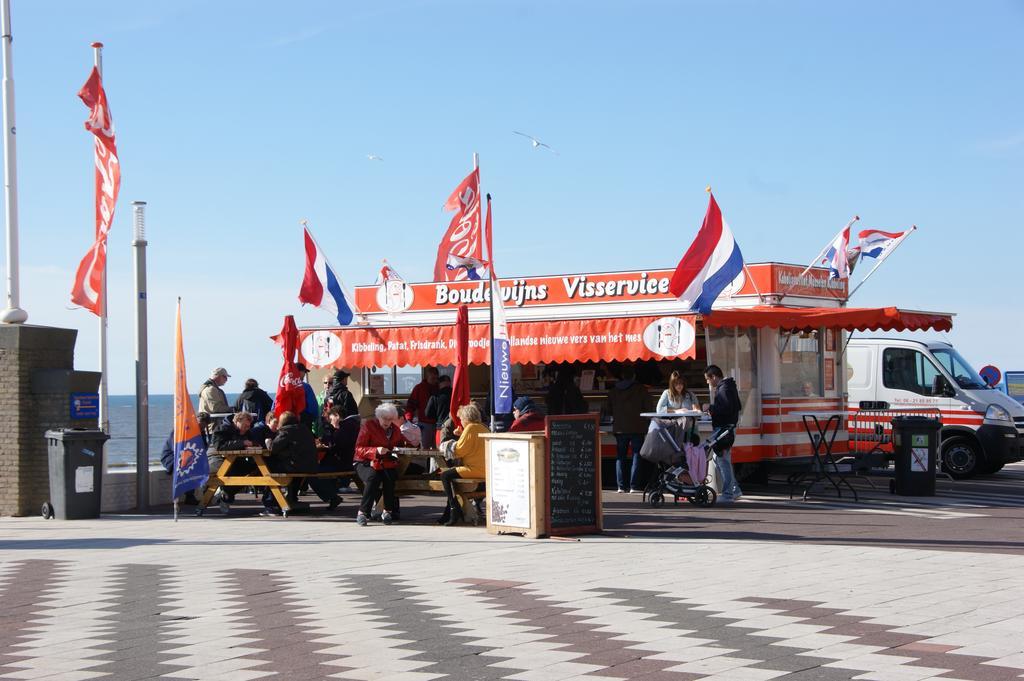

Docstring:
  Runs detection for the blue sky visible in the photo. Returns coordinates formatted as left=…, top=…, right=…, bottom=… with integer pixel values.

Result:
left=2, top=0, right=1022, bottom=393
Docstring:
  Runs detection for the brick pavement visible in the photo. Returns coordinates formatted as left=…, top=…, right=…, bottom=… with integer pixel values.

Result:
left=2, top=493, right=1024, bottom=681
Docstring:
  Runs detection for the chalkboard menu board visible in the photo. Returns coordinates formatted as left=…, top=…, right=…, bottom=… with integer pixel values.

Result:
left=545, top=414, right=602, bottom=535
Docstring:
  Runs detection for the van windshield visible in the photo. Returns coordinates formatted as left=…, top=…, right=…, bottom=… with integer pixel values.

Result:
left=932, top=348, right=987, bottom=390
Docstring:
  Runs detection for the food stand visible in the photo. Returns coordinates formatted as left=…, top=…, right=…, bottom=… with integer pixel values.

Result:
left=298, top=262, right=952, bottom=476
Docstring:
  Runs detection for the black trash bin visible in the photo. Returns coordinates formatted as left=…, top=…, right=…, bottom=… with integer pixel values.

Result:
left=890, top=416, right=941, bottom=496
left=43, top=429, right=110, bottom=519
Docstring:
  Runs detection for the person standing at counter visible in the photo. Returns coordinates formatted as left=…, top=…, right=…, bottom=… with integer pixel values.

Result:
left=608, top=365, right=650, bottom=494
left=653, top=370, right=700, bottom=437
left=703, top=365, right=743, bottom=503
left=546, top=366, right=588, bottom=415
left=406, top=366, right=440, bottom=446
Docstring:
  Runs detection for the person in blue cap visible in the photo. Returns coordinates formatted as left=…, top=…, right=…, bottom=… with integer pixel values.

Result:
left=509, top=396, right=546, bottom=432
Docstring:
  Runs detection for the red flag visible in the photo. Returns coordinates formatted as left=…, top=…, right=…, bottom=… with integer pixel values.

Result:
left=433, top=168, right=484, bottom=282
left=71, top=66, right=120, bottom=316
left=273, top=316, right=307, bottom=417
left=450, top=305, right=471, bottom=427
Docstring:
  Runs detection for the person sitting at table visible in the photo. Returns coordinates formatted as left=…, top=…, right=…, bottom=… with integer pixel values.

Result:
left=263, top=411, right=324, bottom=515
left=250, top=412, right=278, bottom=446
left=353, top=402, right=411, bottom=526
left=318, top=408, right=360, bottom=491
left=436, top=403, right=489, bottom=526
left=509, top=396, right=546, bottom=432
left=208, top=412, right=259, bottom=509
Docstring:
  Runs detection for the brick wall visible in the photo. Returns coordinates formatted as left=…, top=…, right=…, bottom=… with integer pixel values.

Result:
left=0, top=325, right=99, bottom=516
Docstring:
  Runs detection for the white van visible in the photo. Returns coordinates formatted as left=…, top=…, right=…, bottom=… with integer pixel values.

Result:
left=847, top=338, right=1024, bottom=478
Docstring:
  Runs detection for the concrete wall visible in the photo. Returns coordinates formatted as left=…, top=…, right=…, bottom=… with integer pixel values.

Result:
left=0, top=325, right=100, bottom=516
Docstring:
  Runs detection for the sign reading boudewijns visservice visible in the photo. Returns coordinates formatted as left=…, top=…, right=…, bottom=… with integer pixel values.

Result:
left=352, top=263, right=846, bottom=315
left=299, top=315, right=697, bottom=369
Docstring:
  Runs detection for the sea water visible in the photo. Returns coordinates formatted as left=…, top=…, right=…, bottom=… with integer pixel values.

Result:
left=106, top=393, right=241, bottom=469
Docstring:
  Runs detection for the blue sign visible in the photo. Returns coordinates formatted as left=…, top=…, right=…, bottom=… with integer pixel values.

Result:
left=70, top=392, right=99, bottom=419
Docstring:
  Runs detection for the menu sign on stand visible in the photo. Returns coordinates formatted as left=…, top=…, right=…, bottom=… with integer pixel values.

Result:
left=545, top=414, right=602, bottom=536
left=482, top=433, right=546, bottom=538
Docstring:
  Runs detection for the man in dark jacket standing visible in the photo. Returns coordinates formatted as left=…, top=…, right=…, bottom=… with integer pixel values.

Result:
left=608, top=365, right=650, bottom=493
left=327, top=370, right=359, bottom=419
left=234, top=379, right=273, bottom=422
left=704, top=364, right=743, bottom=502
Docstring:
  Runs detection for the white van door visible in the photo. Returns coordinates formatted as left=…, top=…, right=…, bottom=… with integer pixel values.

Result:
left=878, top=345, right=951, bottom=416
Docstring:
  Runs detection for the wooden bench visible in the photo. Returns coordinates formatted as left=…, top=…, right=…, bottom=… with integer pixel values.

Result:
left=199, top=448, right=355, bottom=517
left=393, top=475, right=486, bottom=525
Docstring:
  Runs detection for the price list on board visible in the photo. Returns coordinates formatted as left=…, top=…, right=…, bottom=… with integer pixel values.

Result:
left=546, top=415, right=600, bottom=534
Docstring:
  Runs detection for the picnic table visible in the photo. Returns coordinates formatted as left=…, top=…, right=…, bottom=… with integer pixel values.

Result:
left=197, top=447, right=354, bottom=517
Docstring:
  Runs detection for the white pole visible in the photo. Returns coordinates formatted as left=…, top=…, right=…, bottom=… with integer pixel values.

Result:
left=92, top=42, right=110, bottom=449
left=0, top=0, right=26, bottom=324
left=846, top=225, right=917, bottom=301
left=132, top=201, right=149, bottom=511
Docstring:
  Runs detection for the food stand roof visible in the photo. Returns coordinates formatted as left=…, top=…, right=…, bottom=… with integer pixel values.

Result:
left=700, top=306, right=954, bottom=332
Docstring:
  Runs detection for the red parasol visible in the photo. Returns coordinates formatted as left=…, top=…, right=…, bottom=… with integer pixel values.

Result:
left=273, top=315, right=306, bottom=417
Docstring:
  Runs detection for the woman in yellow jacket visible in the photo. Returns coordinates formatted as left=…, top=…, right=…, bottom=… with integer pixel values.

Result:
left=439, top=402, right=489, bottom=526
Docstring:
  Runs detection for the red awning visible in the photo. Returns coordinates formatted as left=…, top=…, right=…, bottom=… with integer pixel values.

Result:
left=298, top=315, right=699, bottom=369
left=701, top=306, right=953, bottom=332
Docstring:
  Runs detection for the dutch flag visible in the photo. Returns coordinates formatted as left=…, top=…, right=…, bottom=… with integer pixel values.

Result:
left=669, top=191, right=745, bottom=314
left=858, top=228, right=913, bottom=260
left=298, top=224, right=356, bottom=326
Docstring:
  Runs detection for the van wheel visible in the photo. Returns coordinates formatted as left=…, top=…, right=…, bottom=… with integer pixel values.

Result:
left=942, top=437, right=981, bottom=479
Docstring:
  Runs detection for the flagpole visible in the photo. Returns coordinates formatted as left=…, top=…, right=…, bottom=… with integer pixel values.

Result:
left=132, top=201, right=149, bottom=512
left=477, top=153, right=497, bottom=429
left=846, top=225, right=916, bottom=301
left=0, top=0, right=26, bottom=324
left=92, top=42, right=111, bottom=458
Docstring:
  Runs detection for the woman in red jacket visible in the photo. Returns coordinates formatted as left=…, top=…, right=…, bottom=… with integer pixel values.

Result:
left=353, top=402, right=411, bottom=526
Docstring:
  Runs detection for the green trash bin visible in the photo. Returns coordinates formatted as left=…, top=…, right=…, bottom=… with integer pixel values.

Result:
left=890, top=416, right=941, bottom=496
left=43, top=429, right=110, bottom=519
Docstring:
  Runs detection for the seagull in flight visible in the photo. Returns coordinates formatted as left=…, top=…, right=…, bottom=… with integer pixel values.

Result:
left=513, top=131, right=558, bottom=155
left=367, top=154, right=384, bottom=161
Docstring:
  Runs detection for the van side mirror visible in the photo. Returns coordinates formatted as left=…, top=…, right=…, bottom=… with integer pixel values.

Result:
left=931, top=376, right=956, bottom=397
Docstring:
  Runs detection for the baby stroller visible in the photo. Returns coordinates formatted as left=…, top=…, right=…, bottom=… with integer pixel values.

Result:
left=640, top=420, right=732, bottom=508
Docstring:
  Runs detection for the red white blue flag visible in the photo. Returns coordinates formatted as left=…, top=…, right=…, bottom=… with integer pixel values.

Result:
left=858, top=228, right=914, bottom=260
left=822, top=223, right=852, bottom=280
left=299, top=223, right=357, bottom=325
left=172, top=301, right=209, bottom=500
left=669, top=191, right=745, bottom=314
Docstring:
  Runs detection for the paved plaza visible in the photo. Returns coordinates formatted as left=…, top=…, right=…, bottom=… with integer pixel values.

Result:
left=2, top=465, right=1023, bottom=681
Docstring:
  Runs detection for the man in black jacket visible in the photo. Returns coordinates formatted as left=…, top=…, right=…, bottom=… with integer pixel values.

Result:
left=326, top=370, right=359, bottom=419
left=234, top=379, right=274, bottom=422
left=703, top=365, right=742, bottom=502
left=208, top=412, right=259, bottom=510
left=423, top=375, right=453, bottom=443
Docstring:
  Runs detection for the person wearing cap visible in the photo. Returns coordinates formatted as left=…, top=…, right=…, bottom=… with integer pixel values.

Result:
left=509, top=396, right=546, bottom=432
left=293, top=363, right=320, bottom=431
left=327, top=369, right=359, bottom=419
left=199, top=368, right=232, bottom=432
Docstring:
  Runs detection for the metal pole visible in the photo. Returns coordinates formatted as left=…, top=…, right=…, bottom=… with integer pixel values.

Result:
left=132, top=201, right=149, bottom=511
left=476, top=153, right=497, bottom=430
left=0, top=0, right=26, bottom=324
left=92, top=43, right=110, bottom=454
